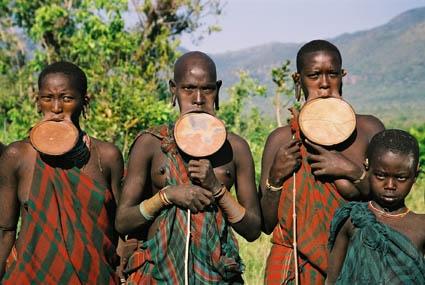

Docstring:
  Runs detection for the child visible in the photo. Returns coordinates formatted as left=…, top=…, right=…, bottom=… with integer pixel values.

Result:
left=327, top=129, right=425, bottom=284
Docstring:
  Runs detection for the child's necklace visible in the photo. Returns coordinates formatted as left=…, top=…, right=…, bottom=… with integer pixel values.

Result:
left=368, top=201, right=410, bottom=218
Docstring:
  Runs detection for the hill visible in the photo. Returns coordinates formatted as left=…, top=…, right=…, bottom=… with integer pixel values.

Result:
left=211, top=7, right=425, bottom=127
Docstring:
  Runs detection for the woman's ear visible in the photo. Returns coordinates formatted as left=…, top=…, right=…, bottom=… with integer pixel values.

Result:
left=292, top=72, right=302, bottom=101
left=169, top=80, right=177, bottom=106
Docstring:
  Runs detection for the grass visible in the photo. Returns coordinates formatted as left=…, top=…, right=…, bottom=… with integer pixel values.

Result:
left=237, top=177, right=425, bottom=284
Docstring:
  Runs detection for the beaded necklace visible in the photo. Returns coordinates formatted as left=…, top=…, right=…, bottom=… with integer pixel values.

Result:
left=368, top=201, right=410, bottom=218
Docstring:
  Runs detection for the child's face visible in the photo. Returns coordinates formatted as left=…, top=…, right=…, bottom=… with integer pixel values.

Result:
left=369, top=150, right=417, bottom=209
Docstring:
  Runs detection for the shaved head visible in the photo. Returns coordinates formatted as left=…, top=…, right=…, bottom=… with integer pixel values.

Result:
left=173, top=51, right=217, bottom=83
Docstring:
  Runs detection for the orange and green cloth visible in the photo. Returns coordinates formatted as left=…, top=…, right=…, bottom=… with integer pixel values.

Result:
left=329, top=202, right=425, bottom=284
left=125, top=125, right=244, bottom=284
left=3, top=156, right=119, bottom=284
left=265, top=113, right=346, bottom=285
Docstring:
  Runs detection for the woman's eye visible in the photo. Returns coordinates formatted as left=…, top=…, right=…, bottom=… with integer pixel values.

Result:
left=63, top=96, right=74, bottom=102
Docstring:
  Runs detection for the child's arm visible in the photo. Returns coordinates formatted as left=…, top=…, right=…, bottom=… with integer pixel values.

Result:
left=326, top=218, right=353, bottom=285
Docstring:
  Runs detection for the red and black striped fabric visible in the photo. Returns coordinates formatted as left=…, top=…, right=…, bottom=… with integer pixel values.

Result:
left=3, top=156, right=119, bottom=284
left=265, top=112, right=346, bottom=285
left=125, top=125, right=244, bottom=284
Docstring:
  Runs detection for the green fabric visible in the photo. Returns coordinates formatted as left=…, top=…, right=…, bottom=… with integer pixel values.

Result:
left=126, top=125, right=244, bottom=284
left=329, top=202, right=425, bottom=284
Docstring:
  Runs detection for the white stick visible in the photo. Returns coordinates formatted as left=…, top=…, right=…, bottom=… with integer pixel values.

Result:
left=292, top=172, right=299, bottom=285
left=184, top=209, right=191, bottom=285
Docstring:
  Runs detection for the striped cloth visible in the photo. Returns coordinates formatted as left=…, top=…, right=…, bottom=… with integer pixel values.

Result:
left=125, top=125, right=244, bottom=284
left=265, top=111, right=346, bottom=285
left=3, top=156, right=119, bottom=284
left=329, top=202, right=425, bottom=284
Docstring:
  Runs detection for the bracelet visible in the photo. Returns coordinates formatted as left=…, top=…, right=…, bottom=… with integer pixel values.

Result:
left=139, top=200, right=155, bottom=221
left=159, top=186, right=172, bottom=206
left=213, top=184, right=227, bottom=199
left=353, top=169, right=367, bottom=184
left=265, top=178, right=284, bottom=192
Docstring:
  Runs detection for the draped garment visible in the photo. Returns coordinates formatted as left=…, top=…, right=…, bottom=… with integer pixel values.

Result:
left=3, top=156, right=119, bottom=284
left=329, top=202, right=425, bottom=284
left=265, top=114, right=346, bottom=285
left=125, top=125, right=244, bottom=284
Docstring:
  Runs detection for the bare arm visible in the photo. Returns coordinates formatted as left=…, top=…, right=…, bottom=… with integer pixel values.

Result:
left=230, top=135, right=261, bottom=241
left=115, top=134, right=214, bottom=235
left=100, top=142, right=124, bottom=204
left=260, top=127, right=301, bottom=234
left=326, top=218, right=352, bottom=284
left=186, top=135, right=261, bottom=241
left=0, top=144, right=22, bottom=279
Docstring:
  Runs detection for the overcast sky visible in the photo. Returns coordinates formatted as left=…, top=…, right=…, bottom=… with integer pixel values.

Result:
left=179, top=0, right=425, bottom=54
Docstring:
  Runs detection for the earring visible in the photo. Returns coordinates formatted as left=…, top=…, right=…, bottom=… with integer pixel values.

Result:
left=82, top=96, right=90, bottom=119
left=291, top=73, right=302, bottom=101
left=172, top=95, right=176, bottom=107
left=215, top=95, right=219, bottom=110
left=364, top=158, right=369, bottom=170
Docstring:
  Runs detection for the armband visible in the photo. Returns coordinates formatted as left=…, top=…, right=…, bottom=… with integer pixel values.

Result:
left=138, top=187, right=172, bottom=221
left=215, top=187, right=246, bottom=223
left=265, top=178, right=284, bottom=192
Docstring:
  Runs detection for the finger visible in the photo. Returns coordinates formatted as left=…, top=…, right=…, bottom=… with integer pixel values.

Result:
left=309, top=161, right=325, bottom=170
left=287, top=144, right=301, bottom=154
left=307, top=154, right=323, bottom=162
left=188, top=160, right=201, bottom=167
left=197, top=193, right=213, bottom=206
left=312, top=168, right=326, bottom=176
left=197, top=187, right=213, bottom=199
left=304, top=139, right=326, bottom=153
left=288, top=137, right=301, bottom=145
left=192, top=199, right=205, bottom=212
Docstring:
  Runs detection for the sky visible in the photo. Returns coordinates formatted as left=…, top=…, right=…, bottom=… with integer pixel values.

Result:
left=179, top=0, right=425, bottom=54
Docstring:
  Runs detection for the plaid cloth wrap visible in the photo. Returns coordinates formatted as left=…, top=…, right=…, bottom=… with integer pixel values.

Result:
left=125, top=124, right=244, bottom=284
left=3, top=156, right=119, bottom=284
left=329, top=202, right=425, bottom=284
left=265, top=111, right=346, bottom=285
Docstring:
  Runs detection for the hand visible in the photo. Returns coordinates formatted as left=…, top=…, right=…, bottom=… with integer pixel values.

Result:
left=164, top=185, right=214, bottom=213
left=187, top=159, right=221, bottom=192
left=268, top=138, right=301, bottom=186
left=305, top=140, right=359, bottom=178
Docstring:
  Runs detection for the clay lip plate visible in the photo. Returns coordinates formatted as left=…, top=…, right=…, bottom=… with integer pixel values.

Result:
left=174, top=112, right=227, bottom=157
left=30, top=120, right=79, bottom=155
left=299, top=98, right=356, bottom=146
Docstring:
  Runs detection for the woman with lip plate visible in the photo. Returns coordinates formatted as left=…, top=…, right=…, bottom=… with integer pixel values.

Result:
left=0, top=61, right=123, bottom=284
left=260, top=40, right=384, bottom=285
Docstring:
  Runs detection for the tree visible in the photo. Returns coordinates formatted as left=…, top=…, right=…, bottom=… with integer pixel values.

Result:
left=0, top=0, right=223, bottom=155
left=218, top=71, right=274, bottom=180
left=271, top=60, right=293, bottom=127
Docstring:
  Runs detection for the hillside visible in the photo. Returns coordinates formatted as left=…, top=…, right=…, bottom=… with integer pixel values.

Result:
left=211, top=7, right=425, bottom=127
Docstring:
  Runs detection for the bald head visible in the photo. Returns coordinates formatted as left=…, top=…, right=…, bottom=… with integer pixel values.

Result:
left=173, top=51, right=217, bottom=83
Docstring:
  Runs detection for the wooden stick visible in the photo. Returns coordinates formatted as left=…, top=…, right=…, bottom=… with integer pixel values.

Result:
left=292, top=172, right=299, bottom=285
left=184, top=209, right=191, bottom=285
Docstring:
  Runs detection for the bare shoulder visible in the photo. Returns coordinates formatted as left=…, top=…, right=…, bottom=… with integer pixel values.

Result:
left=264, top=125, right=292, bottom=152
left=356, top=114, right=385, bottom=140
left=410, top=212, right=425, bottom=232
left=227, top=133, right=250, bottom=152
left=90, top=137, right=123, bottom=162
left=128, top=132, right=162, bottom=158
left=1, top=140, right=35, bottom=164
